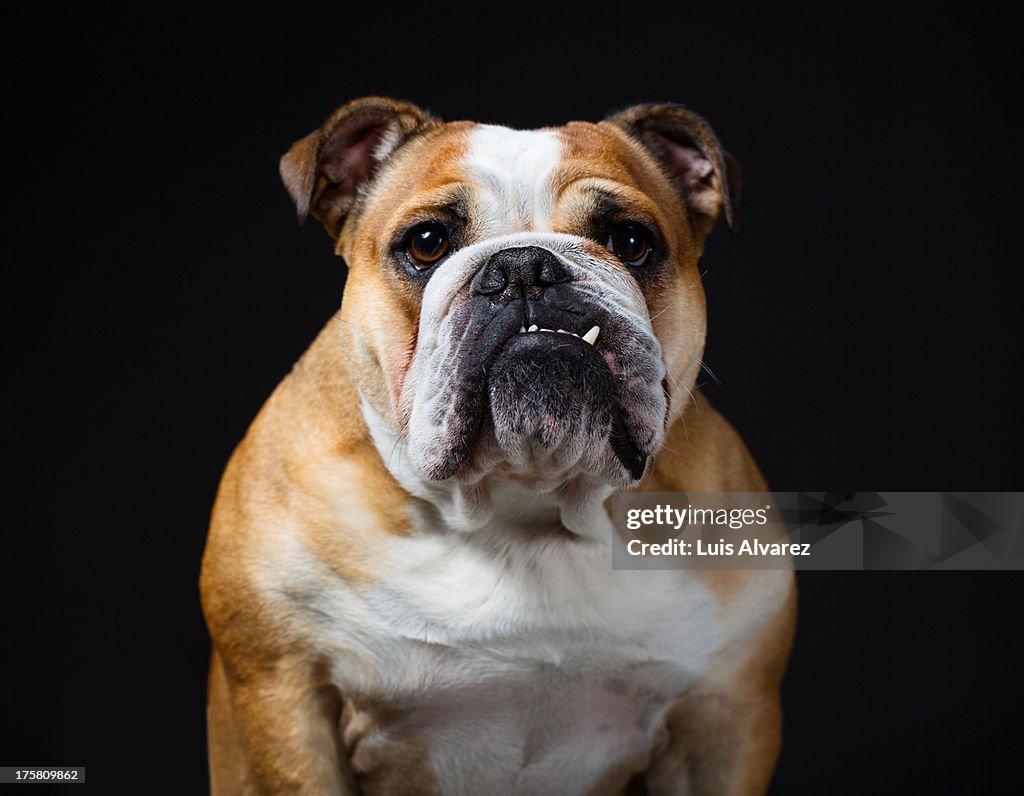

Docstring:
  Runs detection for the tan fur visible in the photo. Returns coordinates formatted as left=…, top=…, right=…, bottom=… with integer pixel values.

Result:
left=201, top=99, right=795, bottom=795
left=556, top=121, right=708, bottom=425
left=339, top=123, right=474, bottom=428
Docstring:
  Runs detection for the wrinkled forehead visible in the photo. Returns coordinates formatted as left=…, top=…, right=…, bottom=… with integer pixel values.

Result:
left=348, top=120, right=680, bottom=250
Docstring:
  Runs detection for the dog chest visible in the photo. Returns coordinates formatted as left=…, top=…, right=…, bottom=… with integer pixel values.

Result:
left=325, top=532, right=723, bottom=795
left=341, top=652, right=687, bottom=796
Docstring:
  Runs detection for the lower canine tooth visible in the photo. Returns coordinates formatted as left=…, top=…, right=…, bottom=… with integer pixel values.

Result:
left=519, top=326, right=526, bottom=333
left=582, top=325, right=600, bottom=345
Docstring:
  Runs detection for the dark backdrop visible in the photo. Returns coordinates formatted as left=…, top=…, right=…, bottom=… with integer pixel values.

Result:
left=3, top=3, right=1021, bottom=794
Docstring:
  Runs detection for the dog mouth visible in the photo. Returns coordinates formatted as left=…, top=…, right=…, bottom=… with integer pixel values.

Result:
left=511, top=323, right=602, bottom=346
left=482, top=308, right=650, bottom=483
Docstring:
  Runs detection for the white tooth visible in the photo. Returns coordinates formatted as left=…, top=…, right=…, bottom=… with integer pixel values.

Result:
left=528, top=324, right=538, bottom=332
left=519, top=325, right=526, bottom=333
left=557, top=329, right=567, bottom=334
left=541, top=327, right=553, bottom=333
left=582, top=325, right=600, bottom=345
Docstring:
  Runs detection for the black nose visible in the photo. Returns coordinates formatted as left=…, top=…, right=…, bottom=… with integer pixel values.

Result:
left=472, top=246, right=572, bottom=299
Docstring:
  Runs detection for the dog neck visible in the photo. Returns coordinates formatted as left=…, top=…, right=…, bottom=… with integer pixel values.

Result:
left=360, top=397, right=618, bottom=540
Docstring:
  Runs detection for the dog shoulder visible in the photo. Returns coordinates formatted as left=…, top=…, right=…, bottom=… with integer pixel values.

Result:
left=200, top=312, right=411, bottom=667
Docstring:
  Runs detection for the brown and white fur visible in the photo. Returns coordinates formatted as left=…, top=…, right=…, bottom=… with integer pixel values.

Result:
left=200, top=97, right=796, bottom=796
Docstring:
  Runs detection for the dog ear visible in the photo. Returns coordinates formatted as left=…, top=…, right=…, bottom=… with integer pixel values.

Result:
left=605, top=103, right=741, bottom=237
left=280, top=97, right=440, bottom=239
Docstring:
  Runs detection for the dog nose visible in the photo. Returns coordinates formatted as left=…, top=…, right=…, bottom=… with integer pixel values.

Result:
left=472, top=246, right=571, bottom=298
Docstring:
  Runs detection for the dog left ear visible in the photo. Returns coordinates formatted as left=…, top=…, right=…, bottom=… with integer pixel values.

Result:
left=605, top=103, right=741, bottom=236
left=280, top=97, right=440, bottom=239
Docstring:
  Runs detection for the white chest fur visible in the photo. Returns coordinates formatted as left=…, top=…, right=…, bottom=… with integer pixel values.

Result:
left=327, top=523, right=722, bottom=795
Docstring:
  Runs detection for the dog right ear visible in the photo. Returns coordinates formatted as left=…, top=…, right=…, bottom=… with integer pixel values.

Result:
left=605, top=103, right=741, bottom=237
left=280, top=97, right=439, bottom=239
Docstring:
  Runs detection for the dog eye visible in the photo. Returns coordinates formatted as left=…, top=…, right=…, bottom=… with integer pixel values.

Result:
left=406, top=222, right=450, bottom=269
left=606, top=222, right=652, bottom=267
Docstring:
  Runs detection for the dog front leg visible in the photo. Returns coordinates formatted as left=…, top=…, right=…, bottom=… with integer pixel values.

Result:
left=644, top=582, right=795, bottom=796
left=207, top=650, right=357, bottom=796
left=644, top=686, right=784, bottom=796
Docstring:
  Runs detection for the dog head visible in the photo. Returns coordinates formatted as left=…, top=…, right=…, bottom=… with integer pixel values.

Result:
left=280, top=97, right=738, bottom=496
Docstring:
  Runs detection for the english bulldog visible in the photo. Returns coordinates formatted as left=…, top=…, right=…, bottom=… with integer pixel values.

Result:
left=200, top=97, right=796, bottom=796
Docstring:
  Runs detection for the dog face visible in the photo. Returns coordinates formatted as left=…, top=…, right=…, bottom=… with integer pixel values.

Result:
left=281, top=98, right=738, bottom=492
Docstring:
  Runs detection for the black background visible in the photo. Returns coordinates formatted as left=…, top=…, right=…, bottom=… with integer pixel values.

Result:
left=3, top=3, right=1022, bottom=794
